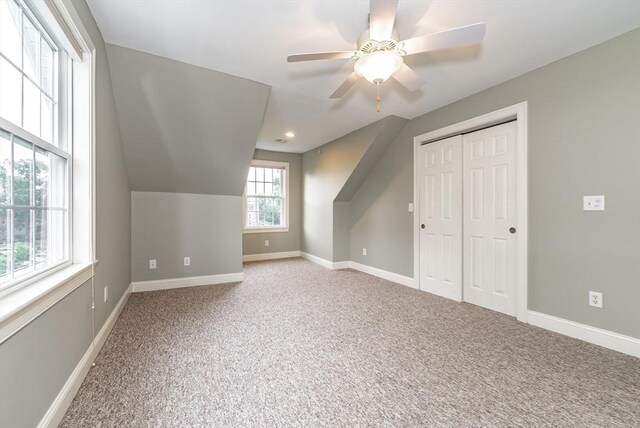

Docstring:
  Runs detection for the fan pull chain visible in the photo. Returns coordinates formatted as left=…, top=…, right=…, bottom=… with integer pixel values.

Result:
left=376, top=82, right=381, bottom=112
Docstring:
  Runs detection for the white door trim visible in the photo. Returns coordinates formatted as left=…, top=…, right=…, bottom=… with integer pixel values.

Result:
left=413, top=102, right=528, bottom=322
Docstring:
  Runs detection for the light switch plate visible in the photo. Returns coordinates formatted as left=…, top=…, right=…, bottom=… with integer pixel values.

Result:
left=583, top=195, right=605, bottom=211
left=408, top=203, right=414, bottom=213
left=149, top=259, right=157, bottom=269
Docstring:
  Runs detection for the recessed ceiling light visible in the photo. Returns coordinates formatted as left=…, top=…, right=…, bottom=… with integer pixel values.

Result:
left=285, top=131, right=295, bottom=138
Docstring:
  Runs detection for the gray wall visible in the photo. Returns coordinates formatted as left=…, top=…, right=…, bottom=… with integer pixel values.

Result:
left=132, top=192, right=242, bottom=281
left=0, top=1, right=131, bottom=426
left=349, top=29, right=640, bottom=338
left=242, top=150, right=302, bottom=256
left=106, top=44, right=271, bottom=196
left=301, top=116, right=406, bottom=261
left=0, top=281, right=93, bottom=428
left=333, top=202, right=352, bottom=262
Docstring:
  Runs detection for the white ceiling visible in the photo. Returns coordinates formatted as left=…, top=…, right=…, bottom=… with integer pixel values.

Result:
left=87, top=0, right=640, bottom=153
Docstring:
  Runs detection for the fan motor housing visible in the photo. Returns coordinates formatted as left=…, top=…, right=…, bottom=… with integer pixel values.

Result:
left=357, top=28, right=401, bottom=53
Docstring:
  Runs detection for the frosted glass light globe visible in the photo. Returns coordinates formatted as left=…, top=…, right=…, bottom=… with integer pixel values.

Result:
left=354, top=51, right=403, bottom=84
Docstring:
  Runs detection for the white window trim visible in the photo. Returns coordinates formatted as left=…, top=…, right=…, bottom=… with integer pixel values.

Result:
left=243, top=159, right=289, bottom=234
left=0, top=0, right=96, bottom=343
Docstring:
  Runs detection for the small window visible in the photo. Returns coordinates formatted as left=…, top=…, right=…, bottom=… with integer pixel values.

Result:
left=0, top=0, right=71, bottom=292
left=243, top=160, right=289, bottom=232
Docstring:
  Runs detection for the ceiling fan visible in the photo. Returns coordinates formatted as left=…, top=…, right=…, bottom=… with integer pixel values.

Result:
left=287, top=0, right=486, bottom=111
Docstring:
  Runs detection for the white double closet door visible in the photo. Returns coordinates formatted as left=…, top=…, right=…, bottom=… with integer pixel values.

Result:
left=419, top=121, right=518, bottom=316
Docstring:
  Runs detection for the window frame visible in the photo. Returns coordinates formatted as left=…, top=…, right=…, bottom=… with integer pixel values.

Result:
left=242, top=159, right=289, bottom=234
left=0, top=0, right=74, bottom=296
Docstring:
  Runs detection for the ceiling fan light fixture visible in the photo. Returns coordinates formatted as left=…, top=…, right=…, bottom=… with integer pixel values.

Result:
left=354, top=50, right=403, bottom=84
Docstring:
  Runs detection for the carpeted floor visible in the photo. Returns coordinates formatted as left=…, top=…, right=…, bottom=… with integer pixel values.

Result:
left=61, top=258, right=640, bottom=427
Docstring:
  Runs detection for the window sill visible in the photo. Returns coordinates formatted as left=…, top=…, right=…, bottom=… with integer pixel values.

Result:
left=243, top=227, right=290, bottom=234
left=0, top=262, right=95, bottom=344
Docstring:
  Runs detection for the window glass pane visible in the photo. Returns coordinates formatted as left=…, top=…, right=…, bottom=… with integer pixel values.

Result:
left=275, top=198, right=282, bottom=226
left=23, top=77, right=40, bottom=136
left=34, top=208, right=47, bottom=268
left=41, top=95, right=53, bottom=143
left=0, top=57, right=22, bottom=125
left=0, top=131, right=11, bottom=205
left=49, top=208, right=65, bottom=263
left=248, top=212, right=257, bottom=227
left=265, top=182, right=272, bottom=196
left=273, top=170, right=282, bottom=196
left=40, top=37, right=54, bottom=96
left=246, top=181, right=255, bottom=196
left=247, top=197, right=256, bottom=212
left=35, top=147, right=49, bottom=207
left=264, top=168, right=272, bottom=183
left=247, top=166, right=255, bottom=181
left=0, top=0, right=22, bottom=66
left=50, top=152, right=65, bottom=208
left=13, top=138, right=33, bottom=206
left=22, top=15, right=39, bottom=82
left=255, top=167, right=263, bottom=182
left=12, top=207, right=32, bottom=276
left=256, top=181, right=264, bottom=195
left=0, top=208, right=9, bottom=282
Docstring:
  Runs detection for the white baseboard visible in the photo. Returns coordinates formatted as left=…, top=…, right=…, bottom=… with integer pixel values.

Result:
left=243, top=251, right=301, bottom=262
left=332, top=261, right=351, bottom=269
left=300, top=252, right=416, bottom=289
left=348, top=261, right=416, bottom=289
left=38, top=283, right=133, bottom=428
left=528, top=310, right=640, bottom=358
left=132, top=272, right=244, bottom=293
left=300, top=252, right=335, bottom=269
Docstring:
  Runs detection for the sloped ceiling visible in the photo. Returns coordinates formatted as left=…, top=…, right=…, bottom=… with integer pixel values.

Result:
left=334, top=116, right=407, bottom=202
left=106, top=44, right=271, bottom=195
left=89, top=0, right=640, bottom=153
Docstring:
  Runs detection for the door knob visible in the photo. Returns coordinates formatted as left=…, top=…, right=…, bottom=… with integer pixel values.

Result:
left=421, top=224, right=425, bottom=229
left=509, top=227, right=516, bottom=234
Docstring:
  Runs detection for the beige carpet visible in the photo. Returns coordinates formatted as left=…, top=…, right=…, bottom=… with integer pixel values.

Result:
left=61, top=258, right=640, bottom=427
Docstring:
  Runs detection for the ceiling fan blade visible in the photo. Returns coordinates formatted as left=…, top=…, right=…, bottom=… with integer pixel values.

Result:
left=393, top=63, right=425, bottom=92
left=400, top=23, right=486, bottom=56
left=287, top=51, right=355, bottom=62
left=329, top=71, right=360, bottom=98
left=369, top=0, right=399, bottom=41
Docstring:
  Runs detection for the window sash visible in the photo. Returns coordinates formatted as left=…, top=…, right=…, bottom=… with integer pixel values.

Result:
left=0, top=0, right=61, bottom=146
left=245, top=196, right=284, bottom=228
left=0, top=0, right=71, bottom=294
left=0, top=126, right=69, bottom=292
left=243, top=162, right=288, bottom=230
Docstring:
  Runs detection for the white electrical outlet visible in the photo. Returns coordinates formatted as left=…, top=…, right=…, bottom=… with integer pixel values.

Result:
left=583, top=195, right=605, bottom=211
left=184, top=257, right=190, bottom=266
left=362, top=248, right=367, bottom=256
left=149, top=259, right=157, bottom=269
left=103, top=285, right=108, bottom=302
left=408, top=203, right=414, bottom=212
left=589, top=291, right=603, bottom=308
left=265, top=240, right=269, bottom=247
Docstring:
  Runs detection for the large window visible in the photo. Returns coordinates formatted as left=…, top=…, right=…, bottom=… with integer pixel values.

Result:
left=0, top=0, right=70, bottom=292
left=243, top=160, right=288, bottom=232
